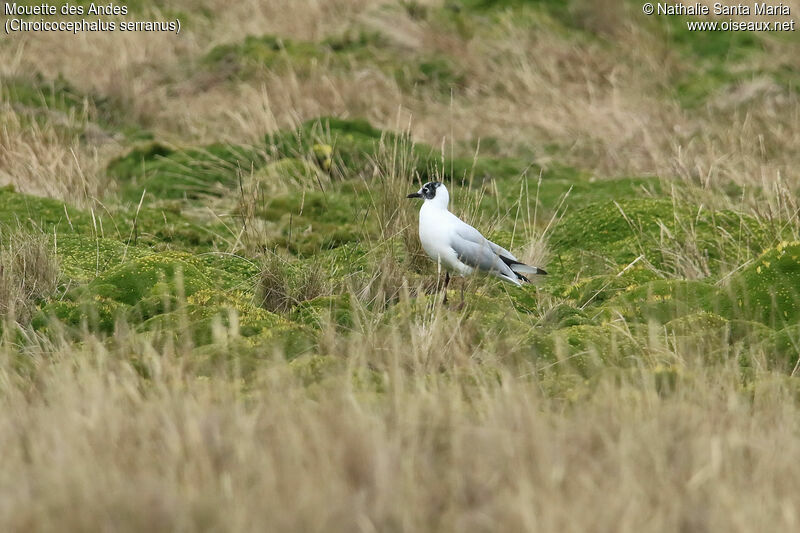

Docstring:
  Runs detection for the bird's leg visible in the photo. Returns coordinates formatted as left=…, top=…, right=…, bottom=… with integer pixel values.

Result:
left=442, top=271, right=450, bottom=305
left=458, top=278, right=465, bottom=309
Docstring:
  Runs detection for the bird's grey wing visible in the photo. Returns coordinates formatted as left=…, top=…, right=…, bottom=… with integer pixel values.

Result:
left=486, top=239, right=517, bottom=261
left=449, top=233, right=519, bottom=283
left=454, top=224, right=518, bottom=261
left=454, top=218, right=545, bottom=277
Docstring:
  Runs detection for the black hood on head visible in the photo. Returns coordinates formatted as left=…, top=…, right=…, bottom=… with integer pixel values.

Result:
left=407, top=182, right=442, bottom=200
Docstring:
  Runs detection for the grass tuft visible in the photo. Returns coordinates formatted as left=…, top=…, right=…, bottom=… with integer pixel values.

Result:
left=0, top=231, right=60, bottom=326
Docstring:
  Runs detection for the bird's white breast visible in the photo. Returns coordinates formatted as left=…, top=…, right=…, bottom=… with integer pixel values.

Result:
left=418, top=204, right=473, bottom=275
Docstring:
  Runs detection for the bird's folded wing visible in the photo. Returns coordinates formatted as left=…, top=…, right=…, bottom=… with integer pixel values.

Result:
left=487, top=240, right=517, bottom=261
left=450, top=234, right=518, bottom=280
left=455, top=225, right=518, bottom=261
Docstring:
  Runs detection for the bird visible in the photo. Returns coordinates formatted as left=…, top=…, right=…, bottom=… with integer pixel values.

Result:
left=407, top=181, right=546, bottom=301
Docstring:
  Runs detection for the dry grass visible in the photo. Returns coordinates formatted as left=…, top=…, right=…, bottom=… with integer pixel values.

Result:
left=2, top=1, right=800, bottom=530
left=0, top=103, right=108, bottom=204
left=0, top=231, right=60, bottom=326
left=4, top=0, right=795, bottom=201
left=256, top=251, right=329, bottom=313
left=0, top=327, right=799, bottom=532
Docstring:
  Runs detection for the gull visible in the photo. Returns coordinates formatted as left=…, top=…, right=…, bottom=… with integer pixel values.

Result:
left=407, top=181, right=546, bottom=301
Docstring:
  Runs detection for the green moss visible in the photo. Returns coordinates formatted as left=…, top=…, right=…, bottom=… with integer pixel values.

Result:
left=600, top=279, right=725, bottom=323
left=303, top=116, right=385, bottom=140
left=257, top=189, right=354, bottom=223
left=34, top=294, right=126, bottom=333
left=563, top=267, right=661, bottom=307
left=546, top=175, right=662, bottom=212
left=204, top=32, right=464, bottom=93
left=529, top=323, right=643, bottom=376
left=304, top=243, right=371, bottom=286
left=549, top=198, right=773, bottom=278
left=123, top=206, right=227, bottom=250
left=261, top=117, right=537, bottom=187
left=292, top=294, right=354, bottom=330
left=258, top=189, right=364, bottom=255
left=540, top=303, right=590, bottom=328
left=0, top=186, right=94, bottom=234
left=429, top=156, right=533, bottom=185
left=35, top=250, right=260, bottom=334
left=251, top=158, right=327, bottom=191
left=2, top=74, right=152, bottom=141
left=191, top=253, right=261, bottom=291
left=3, top=75, right=87, bottom=115
left=0, top=187, right=227, bottom=256
left=465, top=175, right=665, bottom=262
left=728, top=319, right=774, bottom=346
left=369, top=293, right=421, bottom=329
left=265, top=117, right=395, bottom=179
left=665, top=311, right=728, bottom=337
left=84, top=252, right=211, bottom=306
left=480, top=299, right=535, bottom=340
left=760, top=325, right=800, bottom=372
left=140, top=288, right=300, bottom=346
left=722, top=242, right=800, bottom=328
left=549, top=198, right=676, bottom=274
left=205, top=35, right=325, bottom=75
left=107, top=141, right=267, bottom=202
left=663, top=312, right=732, bottom=359
left=55, top=235, right=152, bottom=283
left=500, top=284, right=543, bottom=315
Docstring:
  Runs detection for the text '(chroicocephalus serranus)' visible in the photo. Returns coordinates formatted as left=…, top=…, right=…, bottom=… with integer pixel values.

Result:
left=407, top=182, right=546, bottom=298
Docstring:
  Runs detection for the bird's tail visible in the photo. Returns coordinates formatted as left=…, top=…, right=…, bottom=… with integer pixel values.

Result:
left=499, top=256, right=547, bottom=281
left=509, top=263, right=547, bottom=276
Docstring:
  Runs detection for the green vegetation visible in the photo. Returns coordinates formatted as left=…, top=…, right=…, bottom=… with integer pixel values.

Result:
left=724, top=242, right=800, bottom=328
left=2, top=74, right=152, bottom=140
left=107, top=142, right=267, bottom=202
left=2, top=1, right=799, bottom=529
left=5, top=112, right=797, bottom=366
left=205, top=31, right=464, bottom=92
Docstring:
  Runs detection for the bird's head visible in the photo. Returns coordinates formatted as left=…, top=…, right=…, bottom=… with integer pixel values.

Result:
left=407, top=181, right=449, bottom=208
